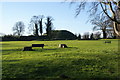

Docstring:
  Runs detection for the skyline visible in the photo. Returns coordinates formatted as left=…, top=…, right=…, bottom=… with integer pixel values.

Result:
left=0, top=2, right=99, bottom=36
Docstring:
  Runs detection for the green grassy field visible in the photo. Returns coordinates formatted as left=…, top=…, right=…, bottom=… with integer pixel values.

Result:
left=1, top=40, right=120, bottom=79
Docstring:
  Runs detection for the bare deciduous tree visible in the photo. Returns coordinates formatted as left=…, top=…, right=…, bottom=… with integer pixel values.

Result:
left=91, top=15, right=113, bottom=38
left=13, top=21, right=25, bottom=36
left=38, top=15, right=44, bottom=36
left=29, top=15, right=45, bottom=36
left=30, top=16, right=39, bottom=36
left=82, top=32, right=89, bottom=39
left=45, top=16, right=53, bottom=39
left=69, top=0, right=120, bottom=37
left=93, top=31, right=101, bottom=39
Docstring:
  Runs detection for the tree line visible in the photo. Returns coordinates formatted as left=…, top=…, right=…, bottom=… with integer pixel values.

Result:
left=12, top=15, right=116, bottom=39
left=12, top=15, right=53, bottom=38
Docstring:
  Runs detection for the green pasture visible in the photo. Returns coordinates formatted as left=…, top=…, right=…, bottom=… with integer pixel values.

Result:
left=1, top=40, right=120, bottom=79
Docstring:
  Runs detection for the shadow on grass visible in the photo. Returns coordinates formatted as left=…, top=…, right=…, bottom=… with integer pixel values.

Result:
left=2, top=48, right=23, bottom=52
left=1, top=44, right=10, bottom=45
left=44, top=48, right=60, bottom=50
left=43, top=47, right=78, bottom=50
left=2, top=46, right=77, bottom=52
left=2, top=57, right=118, bottom=79
left=3, top=59, right=21, bottom=62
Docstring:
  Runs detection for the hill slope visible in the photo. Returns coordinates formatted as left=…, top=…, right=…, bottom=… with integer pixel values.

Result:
left=51, top=30, right=77, bottom=40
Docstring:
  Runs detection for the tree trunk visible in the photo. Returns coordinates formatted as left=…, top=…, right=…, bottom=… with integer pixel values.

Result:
left=113, top=1, right=120, bottom=37
left=113, top=22, right=120, bottom=37
left=101, top=2, right=120, bottom=37
left=39, top=19, right=43, bottom=36
left=35, top=23, right=39, bottom=36
left=103, top=30, right=107, bottom=39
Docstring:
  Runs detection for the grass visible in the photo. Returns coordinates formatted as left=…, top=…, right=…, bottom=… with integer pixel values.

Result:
left=1, top=40, right=120, bottom=80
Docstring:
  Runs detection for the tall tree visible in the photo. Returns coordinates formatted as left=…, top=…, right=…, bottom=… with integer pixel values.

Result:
left=91, top=15, right=112, bottom=38
left=38, top=15, right=44, bottom=36
left=93, top=31, right=101, bottom=39
left=69, top=0, right=120, bottom=37
left=34, top=23, right=39, bottom=36
left=83, top=32, right=89, bottom=39
left=45, top=16, right=53, bottom=39
left=30, top=16, right=39, bottom=36
left=90, top=33, right=94, bottom=40
left=78, top=34, right=81, bottom=40
left=99, top=1, right=120, bottom=37
left=13, top=21, right=25, bottom=36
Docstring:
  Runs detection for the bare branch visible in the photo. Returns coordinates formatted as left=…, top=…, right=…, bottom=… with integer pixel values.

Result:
left=75, top=1, right=86, bottom=17
left=100, top=2, right=115, bottom=21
